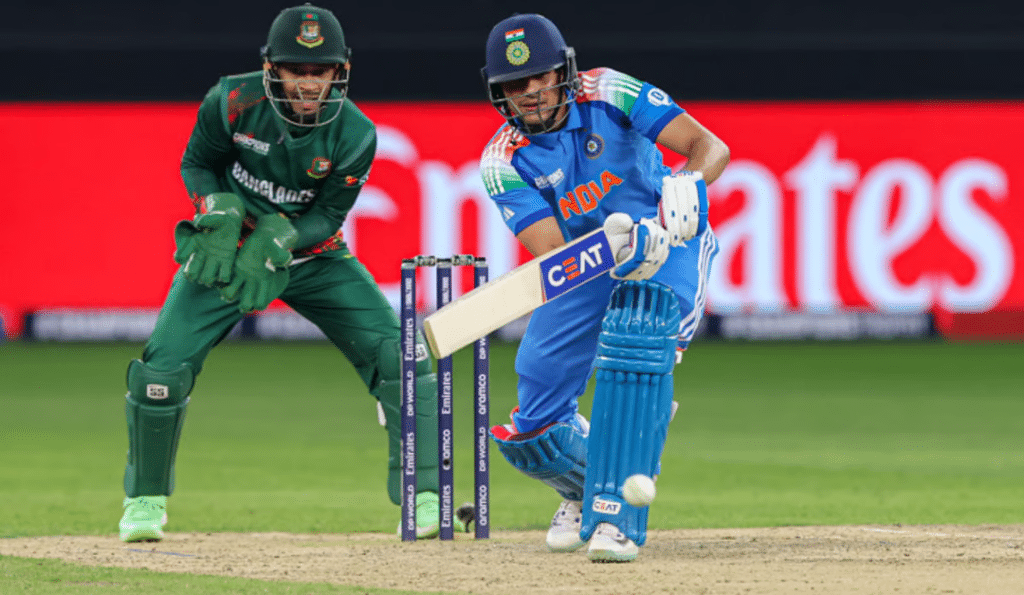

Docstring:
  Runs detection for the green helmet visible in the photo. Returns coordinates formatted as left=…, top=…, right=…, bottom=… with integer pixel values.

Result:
left=261, top=4, right=352, bottom=127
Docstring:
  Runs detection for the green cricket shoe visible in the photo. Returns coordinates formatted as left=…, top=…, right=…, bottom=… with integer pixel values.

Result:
left=396, top=492, right=471, bottom=538
left=119, top=496, right=168, bottom=542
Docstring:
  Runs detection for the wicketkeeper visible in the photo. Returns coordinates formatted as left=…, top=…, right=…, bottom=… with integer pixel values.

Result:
left=479, top=14, right=730, bottom=562
left=117, top=4, right=457, bottom=542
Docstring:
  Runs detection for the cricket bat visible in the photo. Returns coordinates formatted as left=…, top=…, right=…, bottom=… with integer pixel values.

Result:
left=423, top=228, right=615, bottom=359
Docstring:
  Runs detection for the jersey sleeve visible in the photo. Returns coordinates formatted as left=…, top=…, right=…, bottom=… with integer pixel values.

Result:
left=578, top=68, right=685, bottom=143
left=290, top=120, right=376, bottom=249
left=480, top=127, right=552, bottom=236
left=180, top=80, right=235, bottom=211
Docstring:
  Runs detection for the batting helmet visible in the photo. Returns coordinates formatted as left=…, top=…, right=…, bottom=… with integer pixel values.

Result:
left=481, top=14, right=580, bottom=134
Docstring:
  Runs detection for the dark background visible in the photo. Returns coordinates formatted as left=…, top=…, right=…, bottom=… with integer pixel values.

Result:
left=3, top=1, right=1022, bottom=102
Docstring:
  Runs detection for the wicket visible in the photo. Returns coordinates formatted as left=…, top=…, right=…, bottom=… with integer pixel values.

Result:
left=400, top=255, right=489, bottom=541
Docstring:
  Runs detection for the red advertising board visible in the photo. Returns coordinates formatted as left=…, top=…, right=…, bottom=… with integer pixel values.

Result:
left=1, top=101, right=1021, bottom=338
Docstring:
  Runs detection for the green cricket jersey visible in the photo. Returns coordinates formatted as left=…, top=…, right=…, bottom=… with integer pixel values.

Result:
left=180, top=70, right=376, bottom=257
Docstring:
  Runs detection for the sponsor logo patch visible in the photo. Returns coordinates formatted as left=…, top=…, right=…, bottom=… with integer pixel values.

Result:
left=647, top=87, right=672, bottom=107
left=591, top=497, right=622, bottom=515
left=539, top=231, right=614, bottom=300
left=533, top=168, right=565, bottom=189
left=344, top=168, right=370, bottom=187
left=146, top=384, right=169, bottom=400
left=232, top=132, right=270, bottom=156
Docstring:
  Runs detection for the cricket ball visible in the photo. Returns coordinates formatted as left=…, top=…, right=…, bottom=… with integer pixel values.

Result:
left=622, top=474, right=657, bottom=507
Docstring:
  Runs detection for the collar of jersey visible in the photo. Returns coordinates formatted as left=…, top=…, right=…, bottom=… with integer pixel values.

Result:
left=523, top=101, right=583, bottom=143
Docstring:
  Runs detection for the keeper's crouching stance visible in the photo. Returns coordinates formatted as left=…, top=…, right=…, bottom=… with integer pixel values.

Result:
left=479, top=13, right=728, bottom=562
left=119, top=256, right=451, bottom=541
left=118, top=4, right=455, bottom=543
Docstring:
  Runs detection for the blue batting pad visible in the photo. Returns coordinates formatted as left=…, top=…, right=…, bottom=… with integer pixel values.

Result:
left=491, top=417, right=588, bottom=500
left=581, top=280, right=680, bottom=545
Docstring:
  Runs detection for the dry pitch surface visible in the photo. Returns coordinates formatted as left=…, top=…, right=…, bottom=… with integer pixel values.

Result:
left=2, top=525, right=1022, bottom=594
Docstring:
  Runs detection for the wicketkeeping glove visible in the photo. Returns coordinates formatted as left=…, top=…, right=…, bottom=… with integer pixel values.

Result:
left=218, top=213, right=298, bottom=313
left=603, top=212, right=671, bottom=281
left=173, top=193, right=245, bottom=287
left=659, top=171, right=708, bottom=246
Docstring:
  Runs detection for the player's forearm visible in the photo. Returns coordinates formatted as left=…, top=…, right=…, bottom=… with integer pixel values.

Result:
left=180, top=163, right=225, bottom=210
left=290, top=205, right=345, bottom=250
left=656, top=113, right=731, bottom=184
left=516, top=216, right=566, bottom=257
left=679, top=136, right=730, bottom=185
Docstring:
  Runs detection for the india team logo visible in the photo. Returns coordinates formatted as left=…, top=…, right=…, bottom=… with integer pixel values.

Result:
left=584, top=133, right=605, bottom=159
left=307, top=157, right=332, bottom=179
left=296, top=13, right=324, bottom=48
left=506, top=41, right=530, bottom=66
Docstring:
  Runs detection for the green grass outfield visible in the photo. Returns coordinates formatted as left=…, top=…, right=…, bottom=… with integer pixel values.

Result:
left=2, top=339, right=1023, bottom=592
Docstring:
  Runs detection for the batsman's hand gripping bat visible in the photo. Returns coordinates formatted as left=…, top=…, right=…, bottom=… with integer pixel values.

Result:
left=422, top=228, right=614, bottom=359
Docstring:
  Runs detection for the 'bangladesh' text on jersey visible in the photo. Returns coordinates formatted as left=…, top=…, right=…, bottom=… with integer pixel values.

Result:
left=180, top=70, right=377, bottom=257
left=479, top=68, right=685, bottom=242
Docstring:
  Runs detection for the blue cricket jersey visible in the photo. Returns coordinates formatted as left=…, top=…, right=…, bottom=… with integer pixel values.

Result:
left=480, top=67, right=686, bottom=242
left=478, top=67, right=719, bottom=434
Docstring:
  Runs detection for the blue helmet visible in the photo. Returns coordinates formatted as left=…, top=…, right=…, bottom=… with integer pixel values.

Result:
left=481, top=14, right=579, bottom=134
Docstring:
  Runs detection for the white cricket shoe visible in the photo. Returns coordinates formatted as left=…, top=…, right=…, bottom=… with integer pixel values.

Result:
left=587, top=522, right=638, bottom=562
left=546, top=499, right=586, bottom=552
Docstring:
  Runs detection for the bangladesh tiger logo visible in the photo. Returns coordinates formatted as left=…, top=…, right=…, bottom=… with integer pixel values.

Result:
left=296, top=13, right=324, bottom=48
left=307, top=157, right=332, bottom=179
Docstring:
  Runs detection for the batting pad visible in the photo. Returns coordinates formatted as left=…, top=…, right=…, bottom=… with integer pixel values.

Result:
left=581, top=280, right=680, bottom=545
left=491, top=416, right=588, bottom=500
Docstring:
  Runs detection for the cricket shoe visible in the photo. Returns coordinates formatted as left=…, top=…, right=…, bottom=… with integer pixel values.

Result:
left=587, top=522, right=639, bottom=563
left=546, top=499, right=586, bottom=552
left=396, top=492, right=471, bottom=539
left=119, top=496, right=168, bottom=542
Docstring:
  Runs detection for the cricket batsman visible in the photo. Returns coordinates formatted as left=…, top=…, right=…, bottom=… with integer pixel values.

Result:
left=480, top=14, right=730, bottom=561
left=117, top=4, right=456, bottom=542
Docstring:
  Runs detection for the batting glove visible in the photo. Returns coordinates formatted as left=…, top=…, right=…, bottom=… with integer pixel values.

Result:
left=603, top=212, right=671, bottom=281
left=658, top=171, right=708, bottom=246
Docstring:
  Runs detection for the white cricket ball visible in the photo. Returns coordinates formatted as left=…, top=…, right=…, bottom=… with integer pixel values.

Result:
left=622, top=474, right=657, bottom=507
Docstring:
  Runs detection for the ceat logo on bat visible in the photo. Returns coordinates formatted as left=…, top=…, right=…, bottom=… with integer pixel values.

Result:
left=540, top=231, right=614, bottom=300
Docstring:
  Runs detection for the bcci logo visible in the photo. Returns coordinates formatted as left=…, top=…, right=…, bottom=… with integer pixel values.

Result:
left=584, top=133, right=604, bottom=159
left=296, top=13, right=324, bottom=48
left=506, top=41, right=530, bottom=66
left=307, top=157, right=332, bottom=179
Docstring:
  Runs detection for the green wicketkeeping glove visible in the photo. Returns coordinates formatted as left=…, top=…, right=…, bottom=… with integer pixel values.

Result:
left=173, top=193, right=245, bottom=287
left=218, top=213, right=298, bottom=313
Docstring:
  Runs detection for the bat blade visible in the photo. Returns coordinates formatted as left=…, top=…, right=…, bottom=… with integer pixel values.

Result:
left=422, top=228, right=614, bottom=358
